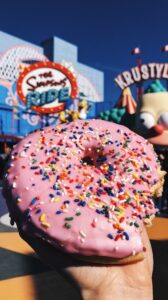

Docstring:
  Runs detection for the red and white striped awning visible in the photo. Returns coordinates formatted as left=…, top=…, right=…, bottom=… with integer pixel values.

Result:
left=118, top=87, right=137, bottom=114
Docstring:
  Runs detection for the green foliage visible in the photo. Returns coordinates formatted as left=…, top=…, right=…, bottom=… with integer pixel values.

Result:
left=98, top=108, right=126, bottom=123
left=145, top=79, right=166, bottom=93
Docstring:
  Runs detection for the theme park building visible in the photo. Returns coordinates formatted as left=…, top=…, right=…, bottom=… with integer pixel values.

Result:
left=0, top=31, right=104, bottom=151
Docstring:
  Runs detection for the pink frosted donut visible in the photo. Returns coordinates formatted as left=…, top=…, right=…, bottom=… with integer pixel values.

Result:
left=3, top=120, right=164, bottom=264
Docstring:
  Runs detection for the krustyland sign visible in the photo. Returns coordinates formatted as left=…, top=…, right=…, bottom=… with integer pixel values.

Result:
left=114, top=63, right=168, bottom=90
left=17, top=61, right=78, bottom=114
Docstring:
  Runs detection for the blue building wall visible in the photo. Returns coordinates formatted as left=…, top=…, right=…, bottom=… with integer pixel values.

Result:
left=0, top=31, right=43, bottom=53
left=0, top=31, right=104, bottom=139
left=42, top=37, right=103, bottom=102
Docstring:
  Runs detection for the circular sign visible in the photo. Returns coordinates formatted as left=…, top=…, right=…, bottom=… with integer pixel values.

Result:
left=17, top=61, right=78, bottom=114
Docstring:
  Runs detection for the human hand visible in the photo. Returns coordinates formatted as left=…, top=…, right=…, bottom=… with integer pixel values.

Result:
left=18, top=227, right=153, bottom=300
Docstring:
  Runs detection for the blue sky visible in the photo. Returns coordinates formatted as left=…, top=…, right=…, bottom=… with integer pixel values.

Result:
left=0, top=0, right=168, bottom=105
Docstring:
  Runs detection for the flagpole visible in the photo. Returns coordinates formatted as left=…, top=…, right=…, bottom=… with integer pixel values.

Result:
left=137, top=56, right=143, bottom=100
left=162, top=45, right=168, bottom=90
left=131, top=47, right=143, bottom=102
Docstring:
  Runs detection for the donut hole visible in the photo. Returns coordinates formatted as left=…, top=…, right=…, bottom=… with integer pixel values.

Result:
left=81, top=156, right=94, bottom=165
left=81, top=146, right=107, bottom=167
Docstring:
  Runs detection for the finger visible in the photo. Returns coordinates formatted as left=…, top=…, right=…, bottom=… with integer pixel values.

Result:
left=141, top=228, right=153, bottom=275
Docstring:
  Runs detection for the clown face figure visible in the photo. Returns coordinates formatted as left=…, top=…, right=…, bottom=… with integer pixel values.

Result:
left=136, top=81, right=168, bottom=215
left=136, top=91, right=168, bottom=145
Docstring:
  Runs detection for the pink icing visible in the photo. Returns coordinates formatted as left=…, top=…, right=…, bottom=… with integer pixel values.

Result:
left=4, top=120, right=160, bottom=258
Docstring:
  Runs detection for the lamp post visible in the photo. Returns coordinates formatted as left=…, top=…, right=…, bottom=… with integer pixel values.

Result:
left=131, top=47, right=143, bottom=102
left=161, top=45, right=168, bottom=90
